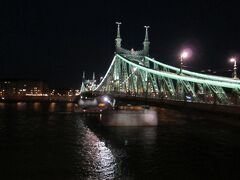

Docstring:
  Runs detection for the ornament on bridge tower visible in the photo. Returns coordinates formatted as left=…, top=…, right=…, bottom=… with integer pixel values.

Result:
left=131, top=48, right=135, bottom=55
left=82, top=71, right=85, bottom=81
left=92, top=72, right=95, bottom=81
left=115, top=22, right=122, bottom=52
left=143, top=26, right=150, bottom=56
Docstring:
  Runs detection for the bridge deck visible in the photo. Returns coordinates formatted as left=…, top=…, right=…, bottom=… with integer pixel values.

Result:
left=114, top=95, right=240, bottom=116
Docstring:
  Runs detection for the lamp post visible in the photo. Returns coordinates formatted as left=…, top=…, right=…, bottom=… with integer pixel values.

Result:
left=179, top=51, right=188, bottom=75
left=230, top=58, right=238, bottom=79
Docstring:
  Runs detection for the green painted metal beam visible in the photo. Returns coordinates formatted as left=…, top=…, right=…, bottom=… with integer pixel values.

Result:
left=145, top=56, right=240, bottom=84
left=117, top=54, right=240, bottom=89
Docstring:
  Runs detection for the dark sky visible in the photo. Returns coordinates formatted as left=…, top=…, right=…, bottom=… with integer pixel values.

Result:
left=1, top=0, right=240, bottom=88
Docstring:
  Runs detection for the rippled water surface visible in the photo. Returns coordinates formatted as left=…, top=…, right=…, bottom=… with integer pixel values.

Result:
left=0, top=102, right=240, bottom=179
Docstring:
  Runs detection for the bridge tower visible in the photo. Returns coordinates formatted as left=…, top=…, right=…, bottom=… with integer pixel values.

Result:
left=80, top=71, right=86, bottom=93
left=80, top=72, right=97, bottom=93
left=114, top=22, right=150, bottom=60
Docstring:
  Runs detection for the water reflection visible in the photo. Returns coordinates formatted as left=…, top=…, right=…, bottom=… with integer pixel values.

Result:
left=0, top=102, right=76, bottom=113
left=76, top=119, right=116, bottom=179
left=33, top=102, right=41, bottom=111
left=16, top=102, right=27, bottom=111
left=156, top=107, right=187, bottom=124
left=0, top=103, right=5, bottom=109
left=90, top=123, right=158, bottom=179
left=49, top=102, right=56, bottom=112
left=66, top=103, right=74, bottom=112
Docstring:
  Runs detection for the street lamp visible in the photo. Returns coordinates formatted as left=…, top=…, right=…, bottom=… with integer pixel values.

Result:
left=230, top=58, right=238, bottom=79
left=179, top=51, right=189, bottom=75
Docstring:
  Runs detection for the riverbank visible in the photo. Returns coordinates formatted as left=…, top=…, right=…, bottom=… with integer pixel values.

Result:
left=0, top=96, right=78, bottom=103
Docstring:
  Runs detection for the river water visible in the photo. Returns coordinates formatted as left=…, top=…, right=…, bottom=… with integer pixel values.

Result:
left=0, top=102, right=240, bottom=179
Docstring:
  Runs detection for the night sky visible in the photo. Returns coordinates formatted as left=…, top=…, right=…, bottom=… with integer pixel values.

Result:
left=1, top=0, right=240, bottom=88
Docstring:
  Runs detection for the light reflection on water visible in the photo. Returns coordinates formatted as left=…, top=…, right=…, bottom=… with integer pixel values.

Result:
left=66, top=103, right=74, bottom=112
left=33, top=102, right=41, bottom=111
left=16, top=102, right=27, bottom=110
left=48, top=102, right=56, bottom=112
left=0, top=103, right=5, bottom=109
left=0, top=102, right=76, bottom=113
left=78, top=122, right=116, bottom=179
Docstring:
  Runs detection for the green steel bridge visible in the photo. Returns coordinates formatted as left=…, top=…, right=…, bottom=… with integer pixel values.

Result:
left=83, top=23, right=240, bottom=107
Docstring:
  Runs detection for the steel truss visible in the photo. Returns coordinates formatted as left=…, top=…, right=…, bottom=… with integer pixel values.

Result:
left=95, top=54, right=240, bottom=105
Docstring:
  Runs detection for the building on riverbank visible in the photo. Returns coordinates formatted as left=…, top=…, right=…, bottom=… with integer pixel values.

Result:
left=0, top=79, right=80, bottom=102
